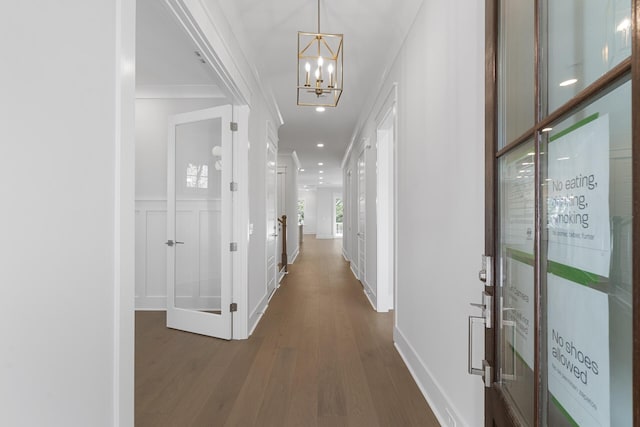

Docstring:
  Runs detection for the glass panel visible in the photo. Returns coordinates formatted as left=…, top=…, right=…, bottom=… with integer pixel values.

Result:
left=544, top=0, right=631, bottom=113
left=542, top=80, right=631, bottom=426
left=498, top=0, right=535, bottom=148
left=498, top=140, right=536, bottom=425
left=174, top=117, right=223, bottom=314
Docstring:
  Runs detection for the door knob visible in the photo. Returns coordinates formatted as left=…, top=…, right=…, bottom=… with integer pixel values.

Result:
left=165, top=240, right=184, bottom=247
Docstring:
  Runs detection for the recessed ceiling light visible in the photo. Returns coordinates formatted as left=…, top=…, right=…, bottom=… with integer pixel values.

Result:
left=559, top=78, right=578, bottom=87
left=299, top=168, right=305, bottom=172
left=319, top=170, right=324, bottom=174
left=318, top=162, right=323, bottom=166
left=316, top=107, right=325, bottom=112
left=317, top=143, right=324, bottom=148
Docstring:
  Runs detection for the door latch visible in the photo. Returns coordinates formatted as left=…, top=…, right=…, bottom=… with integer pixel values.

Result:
left=478, top=254, right=493, bottom=284
left=470, top=291, right=492, bottom=329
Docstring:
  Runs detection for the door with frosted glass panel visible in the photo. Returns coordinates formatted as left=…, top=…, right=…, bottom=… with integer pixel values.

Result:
left=482, top=0, right=637, bottom=425
left=166, top=105, right=233, bottom=339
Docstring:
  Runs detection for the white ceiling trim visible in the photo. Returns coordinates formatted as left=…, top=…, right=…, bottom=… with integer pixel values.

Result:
left=135, top=84, right=226, bottom=99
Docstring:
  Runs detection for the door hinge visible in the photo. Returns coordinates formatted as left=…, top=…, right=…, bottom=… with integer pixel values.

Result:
left=230, top=181, right=238, bottom=192
left=230, top=242, right=238, bottom=252
left=230, top=122, right=238, bottom=132
left=230, top=302, right=238, bottom=312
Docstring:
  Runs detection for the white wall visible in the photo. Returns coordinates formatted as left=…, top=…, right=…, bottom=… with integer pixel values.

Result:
left=0, top=1, right=134, bottom=425
left=247, top=112, right=281, bottom=333
left=342, top=0, right=486, bottom=425
left=315, top=186, right=341, bottom=239
left=299, top=190, right=317, bottom=234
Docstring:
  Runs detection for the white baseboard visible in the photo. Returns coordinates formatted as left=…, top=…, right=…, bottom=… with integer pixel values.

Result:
left=135, top=296, right=221, bottom=311
left=350, top=262, right=359, bottom=280
left=248, top=292, right=269, bottom=336
left=135, top=296, right=165, bottom=310
left=315, top=234, right=334, bottom=239
left=289, top=248, right=299, bottom=264
left=278, top=269, right=287, bottom=283
left=394, top=326, right=465, bottom=427
left=342, top=248, right=349, bottom=261
left=363, top=280, right=377, bottom=310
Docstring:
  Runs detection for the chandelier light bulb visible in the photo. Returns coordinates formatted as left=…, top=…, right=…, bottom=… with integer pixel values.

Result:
left=304, top=62, right=311, bottom=87
left=317, top=56, right=323, bottom=67
left=327, top=63, right=334, bottom=88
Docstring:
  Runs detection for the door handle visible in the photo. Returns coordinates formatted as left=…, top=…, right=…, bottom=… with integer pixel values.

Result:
left=468, top=291, right=492, bottom=387
left=165, top=240, right=184, bottom=247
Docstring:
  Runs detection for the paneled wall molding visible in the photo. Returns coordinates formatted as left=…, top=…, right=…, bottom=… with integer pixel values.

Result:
left=248, top=292, right=269, bottom=336
left=135, top=199, right=223, bottom=310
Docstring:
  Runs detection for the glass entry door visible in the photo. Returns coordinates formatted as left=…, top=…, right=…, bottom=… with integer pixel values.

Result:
left=484, top=0, right=637, bottom=425
left=166, top=105, right=233, bottom=339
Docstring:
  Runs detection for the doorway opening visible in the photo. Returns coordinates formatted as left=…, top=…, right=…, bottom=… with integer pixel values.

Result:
left=375, top=85, right=397, bottom=312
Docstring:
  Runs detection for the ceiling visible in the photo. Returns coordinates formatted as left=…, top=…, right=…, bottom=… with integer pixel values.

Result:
left=138, top=0, right=424, bottom=190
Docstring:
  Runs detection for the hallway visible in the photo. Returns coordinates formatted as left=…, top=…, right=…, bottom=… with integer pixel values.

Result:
left=136, top=236, right=439, bottom=426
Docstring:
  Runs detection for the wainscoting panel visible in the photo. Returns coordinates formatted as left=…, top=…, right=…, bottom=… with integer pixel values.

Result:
left=135, top=199, right=222, bottom=310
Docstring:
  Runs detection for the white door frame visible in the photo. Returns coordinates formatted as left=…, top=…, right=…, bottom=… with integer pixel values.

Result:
left=265, top=121, right=278, bottom=298
left=356, top=143, right=367, bottom=284
left=116, top=0, right=254, bottom=423
left=375, top=84, right=398, bottom=313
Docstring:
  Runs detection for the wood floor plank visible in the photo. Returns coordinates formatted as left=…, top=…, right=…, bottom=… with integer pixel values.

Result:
left=136, top=236, right=440, bottom=427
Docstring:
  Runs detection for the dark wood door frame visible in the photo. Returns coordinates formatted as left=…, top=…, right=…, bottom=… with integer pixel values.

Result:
left=484, top=0, right=640, bottom=425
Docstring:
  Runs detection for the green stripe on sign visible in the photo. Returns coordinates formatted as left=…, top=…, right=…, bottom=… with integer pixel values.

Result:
left=547, top=260, right=606, bottom=288
left=550, top=394, right=579, bottom=427
left=549, top=112, right=599, bottom=142
left=505, top=248, right=534, bottom=266
left=505, top=248, right=606, bottom=287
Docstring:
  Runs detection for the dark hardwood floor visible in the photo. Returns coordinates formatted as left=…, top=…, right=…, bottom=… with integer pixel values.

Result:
left=136, top=236, right=440, bottom=426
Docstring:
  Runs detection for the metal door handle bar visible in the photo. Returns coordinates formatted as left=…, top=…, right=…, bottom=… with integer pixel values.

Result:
left=165, top=240, right=184, bottom=247
left=468, top=316, right=491, bottom=387
left=502, top=317, right=518, bottom=381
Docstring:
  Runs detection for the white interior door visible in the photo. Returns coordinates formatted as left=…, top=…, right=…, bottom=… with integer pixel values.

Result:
left=166, top=105, right=232, bottom=339
left=266, top=139, right=277, bottom=297
left=357, top=149, right=366, bottom=283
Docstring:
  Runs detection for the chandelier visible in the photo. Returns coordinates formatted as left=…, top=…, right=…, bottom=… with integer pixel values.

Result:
left=297, top=0, right=343, bottom=107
